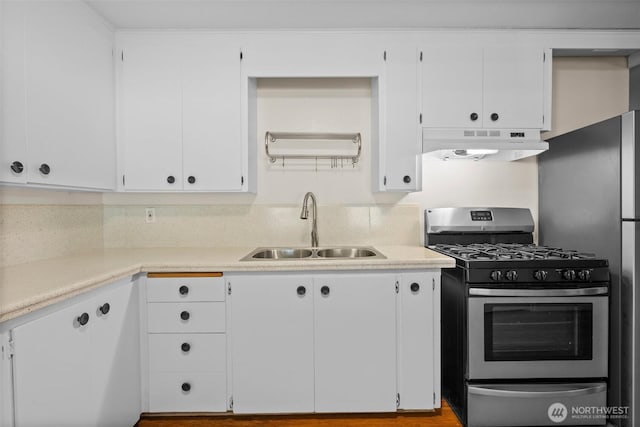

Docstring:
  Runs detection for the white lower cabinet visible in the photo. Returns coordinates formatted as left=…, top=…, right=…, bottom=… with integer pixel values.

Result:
left=228, top=270, right=439, bottom=414
left=146, top=274, right=227, bottom=413
left=10, top=278, right=140, bottom=427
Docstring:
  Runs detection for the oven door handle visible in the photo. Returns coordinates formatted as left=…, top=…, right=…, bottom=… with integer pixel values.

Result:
left=468, top=384, right=607, bottom=399
left=468, top=287, right=609, bottom=297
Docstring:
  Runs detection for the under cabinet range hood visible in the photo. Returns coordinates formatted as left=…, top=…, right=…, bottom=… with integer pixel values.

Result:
left=422, top=128, right=549, bottom=161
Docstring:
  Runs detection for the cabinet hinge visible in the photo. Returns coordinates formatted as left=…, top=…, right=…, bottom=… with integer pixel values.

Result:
left=433, top=277, right=435, bottom=290
left=542, top=114, right=545, bottom=124
left=240, top=51, right=243, bottom=61
left=395, top=281, right=399, bottom=294
left=433, top=392, right=436, bottom=405
left=383, top=50, right=387, bottom=61
left=229, top=396, right=234, bottom=410
left=121, top=50, right=124, bottom=61
left=543, top=51, right=546, bottom=62
left=396, top=393, right=400, bottom=408
left=241, top=176, right=244, bottom=186
left=420, top=51, right=423, bottom=62
left=383, top=176, right=387, bottom=186
left=122, top=175, right=125, bottom=186
left=227, top=282, right=232, bottom=295
left=419, top=113, right=423, bottom=124
left=4, top=339, right=15, bottom=359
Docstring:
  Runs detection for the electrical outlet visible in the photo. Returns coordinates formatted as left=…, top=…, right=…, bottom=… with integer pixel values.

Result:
left=145, top=208, right=156, bottom=223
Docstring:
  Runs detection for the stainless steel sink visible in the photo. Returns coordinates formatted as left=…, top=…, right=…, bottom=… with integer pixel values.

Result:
left=316, top=248, right=377, bottom=258
left=241, top=246, right=385, bottom=261
left=250, top=248, right=313, bottom=259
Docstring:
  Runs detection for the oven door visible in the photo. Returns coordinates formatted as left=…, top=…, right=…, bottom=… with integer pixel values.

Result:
left=467, top=287, right=608, bottom=379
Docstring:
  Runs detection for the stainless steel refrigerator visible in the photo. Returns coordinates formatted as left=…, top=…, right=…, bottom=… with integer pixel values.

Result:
left=539, top=110, right=639, bottom=427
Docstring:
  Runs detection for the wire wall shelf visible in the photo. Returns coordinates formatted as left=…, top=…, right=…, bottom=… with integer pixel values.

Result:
left=264, top=132, right=362, bottom=169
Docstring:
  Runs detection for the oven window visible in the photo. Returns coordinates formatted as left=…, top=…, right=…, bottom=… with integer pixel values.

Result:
left=484, top=303, right=593, bottom=361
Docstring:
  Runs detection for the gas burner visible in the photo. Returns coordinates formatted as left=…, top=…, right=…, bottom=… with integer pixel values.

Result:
left=431, top=243, right=599, bottom=263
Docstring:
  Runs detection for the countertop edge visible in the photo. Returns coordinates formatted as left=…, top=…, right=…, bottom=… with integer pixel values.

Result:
left=1, top=247, right=454, bottom=323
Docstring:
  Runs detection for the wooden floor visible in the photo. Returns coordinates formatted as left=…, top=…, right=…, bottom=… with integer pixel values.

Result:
left=136, top=401, right=462, bottom=427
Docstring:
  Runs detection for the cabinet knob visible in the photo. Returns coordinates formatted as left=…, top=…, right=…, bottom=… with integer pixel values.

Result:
left=490, top=113, right=499, bottom=122
left=410, top=282, right=420, bottom=293
left=98, top=303, right=110, bottom=315
left=167, top=175, right=175, bottom=184
left=39, top=163, right=50, bottom=175
left=296, top=285, right=306, bottom=296
left=181, top=342, right=191, bottom=352
left=181, top=382, right=191, bottom=392
left=10, top=161, right=24, bottom=174
left=470, top=112, right=478, bottom=121
left=180, top=311, right=190, bottom=321
left=179, top=285, right=189, bottom=295
left=320, top=285, right=330, bottom=296
left=187, top=176, right=196, bottom=184
left=77, top=312, right=89, bottom=326
left=403, top=175, right=411, bottom=184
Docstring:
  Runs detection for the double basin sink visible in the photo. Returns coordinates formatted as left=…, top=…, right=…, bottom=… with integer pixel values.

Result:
left=241, top=246, right=386, bottom=261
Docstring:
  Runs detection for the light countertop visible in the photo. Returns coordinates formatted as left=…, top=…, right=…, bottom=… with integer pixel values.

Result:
left=0, top=246, right=454, bottom=322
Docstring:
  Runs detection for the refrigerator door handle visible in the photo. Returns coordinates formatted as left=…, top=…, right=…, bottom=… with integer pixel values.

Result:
left=468, top=384, right=607, bottom=399
left=621, top=112, right=639, bottom=219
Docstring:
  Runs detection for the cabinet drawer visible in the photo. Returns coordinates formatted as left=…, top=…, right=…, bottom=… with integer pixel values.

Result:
left=149, top=372, right=227, bottom=413
left=149, top=333, right=226, bottom=373
left=147, top=276, right=225, bottom=302
left=147, top=302, right=225, bottom=333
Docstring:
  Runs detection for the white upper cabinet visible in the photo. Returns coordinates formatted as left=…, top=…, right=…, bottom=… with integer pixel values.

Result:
left=421, top=47, right=549, bottom=130
left=118, top=34, right=244, bottom=192
left=374, top=45, right=421, bottom=192
left=1, top=1, right=116, bottom=189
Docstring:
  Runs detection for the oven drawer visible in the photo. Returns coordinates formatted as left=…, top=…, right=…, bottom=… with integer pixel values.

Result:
left=149, top=372, right=227, bottom=412
left=147, top=302, right=225, bottom=333
left=467, top=382, right=607, bottom=427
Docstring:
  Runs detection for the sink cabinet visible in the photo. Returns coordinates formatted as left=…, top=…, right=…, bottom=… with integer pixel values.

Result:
left=228, top=270, right=440, bottom=414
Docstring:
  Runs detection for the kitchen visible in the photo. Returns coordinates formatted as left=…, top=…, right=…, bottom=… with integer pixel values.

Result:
left=0, top=1, right=639, bottom=426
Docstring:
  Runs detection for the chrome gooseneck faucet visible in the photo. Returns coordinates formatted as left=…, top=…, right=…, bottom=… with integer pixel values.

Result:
left=300, top=192, right=319, bottom=247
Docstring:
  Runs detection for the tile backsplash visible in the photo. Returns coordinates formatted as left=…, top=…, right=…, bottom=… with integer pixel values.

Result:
left=0, top=205, right=104, bottom=268
left=103, top=204, right=421, bottom=249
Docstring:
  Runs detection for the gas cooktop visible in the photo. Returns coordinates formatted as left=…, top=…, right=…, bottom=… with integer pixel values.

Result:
left=430, top=243, right=598, bottom=261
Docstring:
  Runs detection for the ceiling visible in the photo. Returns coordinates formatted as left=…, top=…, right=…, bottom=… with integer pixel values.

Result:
left=86, top=0, right=640, bottom=30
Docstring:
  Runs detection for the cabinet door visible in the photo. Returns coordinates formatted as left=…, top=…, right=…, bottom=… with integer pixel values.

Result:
left=314, top=273, right=397, bottom=412
left=397, top=272, right=439, bottom=410
left=230, top=274, right=314, bottom=413
left=182, top=37, right=243, bottom=191
left=483, top=48, right=545, bottom=129
left=23, top=1, right=115, bottom=189
left=421, top=47, right=483, bottom=128
left=379, top=46, right=421, bottom=192
left=12, top=298, right=94, bottom=426
left=0, top=1, right=27, bottom=184
left=120, top=35, right=182, bottom=191
left=91, top=281, right=140, bottom=427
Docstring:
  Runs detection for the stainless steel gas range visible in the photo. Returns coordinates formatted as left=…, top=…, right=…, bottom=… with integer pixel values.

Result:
left=426, top=207, right=610, bottom=427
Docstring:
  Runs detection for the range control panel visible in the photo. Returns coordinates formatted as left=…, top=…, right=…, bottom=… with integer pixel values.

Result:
left=470, top=210, right=493, bottom=221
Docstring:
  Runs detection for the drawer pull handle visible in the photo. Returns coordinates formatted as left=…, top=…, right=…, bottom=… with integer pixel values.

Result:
left=181, top=342, right=191, bottom=352
left=181, top=382, right=191, bottom=392
left=77, top=312, right=89, bottom=326
left=320, top=285, right=330, bottom=296
left=179, top=285, right=189, bottom=295
left=180, top=311, right=190, bottom=321
left=296, top=286, right=306, bottom=296
left=99, top=303, right=110, bottom=315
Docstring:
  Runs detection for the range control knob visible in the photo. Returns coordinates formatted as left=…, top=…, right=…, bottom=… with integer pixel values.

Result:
left=533, top=270, right=548, bottom=281
left=562, top=269, right=577, bottom=281
left=578, top=269, right=592, bottom=281
left=505, top=270, right=518, bottom=281
left=490, top=270, right=503, bottom=281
